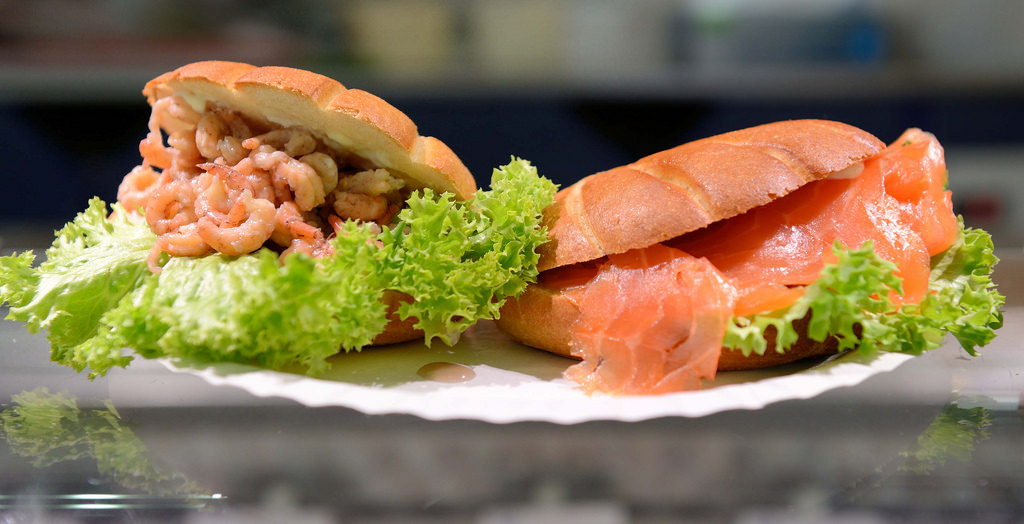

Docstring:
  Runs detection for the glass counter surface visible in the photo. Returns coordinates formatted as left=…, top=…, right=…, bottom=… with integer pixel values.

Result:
left=0, top=252, right=1021, bottom=524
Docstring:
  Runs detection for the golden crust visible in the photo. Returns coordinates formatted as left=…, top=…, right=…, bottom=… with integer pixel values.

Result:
left=143, top=60, right=475, bottom=199
left=537, top=119, right=885, bottom=271
left=495, top=284, right=838, bottom=371
left=495, top=280, right=578, bottom=356
left=372, top=290, right=423, bottom=346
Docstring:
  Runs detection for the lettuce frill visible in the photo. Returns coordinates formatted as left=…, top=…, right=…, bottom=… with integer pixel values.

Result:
left=723, top=219, right=1004, bottom=359
left=0, top=158, right=556, bottom=378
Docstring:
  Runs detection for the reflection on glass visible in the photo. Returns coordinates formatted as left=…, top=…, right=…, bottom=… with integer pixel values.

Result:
left=838, top=400, right=996, bottom=507
left=0, top=387, right=211, bottom=500
left=899, top=401, right=993, bottom=474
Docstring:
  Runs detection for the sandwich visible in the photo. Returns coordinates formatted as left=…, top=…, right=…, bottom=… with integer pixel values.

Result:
left=495, top=120, right=1004, bottom=395
left=0, top=61, right=556, bottom=377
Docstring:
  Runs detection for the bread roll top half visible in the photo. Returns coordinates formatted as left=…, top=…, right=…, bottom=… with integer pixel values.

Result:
left=537, top=119, right=885, bottom=271
left=144, top=60, right=476, bottom=200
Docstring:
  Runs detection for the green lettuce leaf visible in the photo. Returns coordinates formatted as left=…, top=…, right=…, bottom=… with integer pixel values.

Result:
left=1, top=198, right=154, bottom=373
left=96, top=224, right=385, bottom=376
left=378, top=157, right=557, bottom=345
left=922, top=223, right=1005, bottom=354
left=0, top=158, right=557, bottom=377
left=723, top=219, right=1004, bottom=358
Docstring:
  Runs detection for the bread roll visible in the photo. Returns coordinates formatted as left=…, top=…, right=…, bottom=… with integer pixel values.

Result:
left=371, top=291, right=423, bottom=346
left=537, top=120, right=884, bottom=271
left=144, top=60, right=476, bottom=200
left=499, top=120, right=885, bottom=368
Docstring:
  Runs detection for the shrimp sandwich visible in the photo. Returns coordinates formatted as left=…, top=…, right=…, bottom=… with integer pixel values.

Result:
left=0, top=61, right=556, bottom=377
left=495, top=120, right=1003, bottom=395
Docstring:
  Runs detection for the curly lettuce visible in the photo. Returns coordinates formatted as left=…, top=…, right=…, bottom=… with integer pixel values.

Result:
left=379, top=158, right=556, bottom=345
left=0, top=157, right=556, bottom=377
left=723, top=218, right=1004, bottom=358
left=0, top=199, right=155, bottom=374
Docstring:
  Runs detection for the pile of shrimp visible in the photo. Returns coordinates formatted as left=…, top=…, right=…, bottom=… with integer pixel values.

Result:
left=117, top=96, right=408, bottom=272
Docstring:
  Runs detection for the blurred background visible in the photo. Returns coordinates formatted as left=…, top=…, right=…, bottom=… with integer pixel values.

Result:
left=0, top=0, right=1022, bottom=245
left=0, top=3, right=1022, bottom=522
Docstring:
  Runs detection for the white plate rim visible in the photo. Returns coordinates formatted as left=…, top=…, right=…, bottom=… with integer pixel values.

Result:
left=160, top=344, right=917, bottom=424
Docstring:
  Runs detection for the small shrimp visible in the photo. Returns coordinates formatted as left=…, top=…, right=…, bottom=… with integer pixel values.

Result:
left=117, top=165, right=159, bottom=215
left=140, top=96, right=201, bottom=170
left=301, top=152, right=339, bottom=194
left=221, top=194, right=250, bottom=225
left=145, top=180, right=198, bottom=235
left=248, top=169, right=278, bottom=203
left=196, top=192, right=276, bottom=256
left=193, top=170, right=232, bottom=219
left=244, top=128, right=317, bottom=157
left=159, top=96, right=201, bottom=134
left=253, top=148, right=325, bottom=210
left=195, top=113, right=228, bottom=160
left=281, top=237, right=334, bottom=260
left=214, top=108, right=253, bottom=140
left=271, top=201, right=323, bottom=247
left=218, top=135, right=249, bottom=165
left=139, top=128, right=171, bottom=170
left=232, top=156, right=256, bottom=175
left=166, top=129, right=205, bottom=177
left=147, top=223, right=211, bottom=273
left=332, top=191, right=389, bottom=222
left=327, top=214, right=347, bottom=236
left=270, top=171, right=293, bottom=206
left=167, top=129, right=202, bottom=164
left=199, top=162, right=277, bottom=204
left=342, top=168, right=405, bottom=196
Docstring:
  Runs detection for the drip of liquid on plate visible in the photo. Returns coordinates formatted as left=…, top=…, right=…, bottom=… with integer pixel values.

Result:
left=417, top=362, right=476, bottom=383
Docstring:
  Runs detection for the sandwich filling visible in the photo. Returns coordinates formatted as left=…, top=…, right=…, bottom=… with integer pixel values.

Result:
left=546, top=129, right=1000, bottom=395
left=120, top=95, right=411, bottom=272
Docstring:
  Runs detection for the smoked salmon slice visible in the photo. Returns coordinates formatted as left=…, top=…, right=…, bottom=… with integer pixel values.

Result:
left=671, top=130, right=955, bottom=316
left=559, top=130, right=960, bottom=395
left=876, top=129, right=958, bottom=255
left=566, top=244, right=736, bottom=395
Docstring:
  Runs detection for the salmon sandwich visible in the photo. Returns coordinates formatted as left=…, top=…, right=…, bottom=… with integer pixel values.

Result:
left=0, top=61, right=556, bottom=377
left=496, top=120, right=1003, bottom=395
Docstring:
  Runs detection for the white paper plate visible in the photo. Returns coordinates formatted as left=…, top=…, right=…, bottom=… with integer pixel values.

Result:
left=160, top=320, right=926, bottom=423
